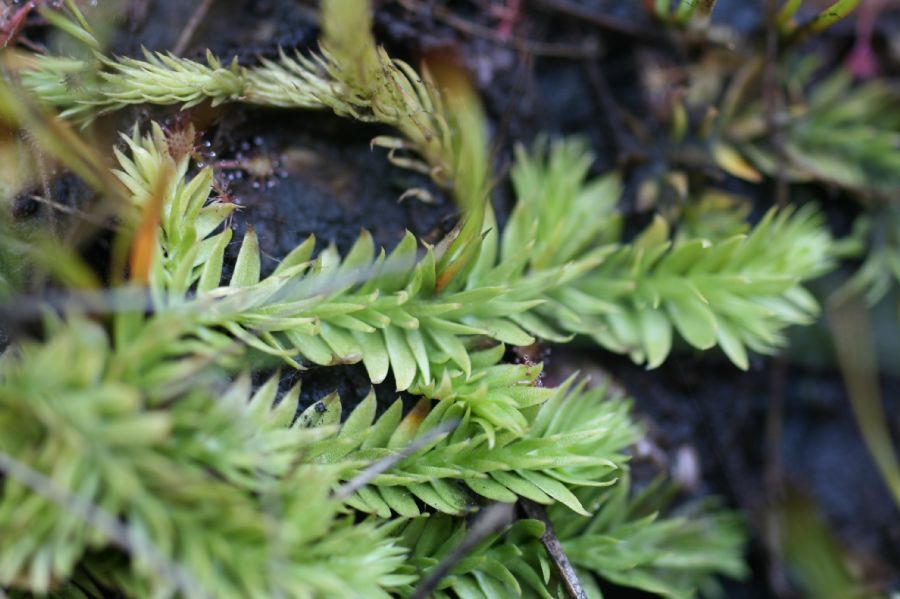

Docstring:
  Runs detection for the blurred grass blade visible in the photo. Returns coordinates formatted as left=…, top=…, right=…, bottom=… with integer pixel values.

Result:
left=428, top=53, right=489, bottom=289
left=808, top=0, right=863, bottom=34
left=0, top=76, right=124, bottom=198
left=777, top=0, right=803, bottom=30
left=37, top=5, right=100, bottom=50
left=779, top=489, right=881, bottom=599
left=828, top=297, right=900, bottom=508
left=0, top=231, right=100, bottom=291
left=787, top=0, right=863, bottom=40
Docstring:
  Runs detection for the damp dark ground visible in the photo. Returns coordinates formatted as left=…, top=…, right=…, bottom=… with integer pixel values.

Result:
left=6, top=1, right=900, bottom=597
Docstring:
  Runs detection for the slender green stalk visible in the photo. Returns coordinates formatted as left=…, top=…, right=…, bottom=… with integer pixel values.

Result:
left=829, top=299, right=900, bottom=508
left=809, top=0, right=863, bottom=33
left=776, top=0, right=803, bottom=29
left=787, top=0, right=862, bottom=40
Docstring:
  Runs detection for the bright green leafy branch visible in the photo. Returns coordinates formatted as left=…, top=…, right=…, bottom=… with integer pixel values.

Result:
left=18, top=3, right=833, bottom=353
left=289, top=350, right=637, bottom=516
left=572, top=204, right=831, bottom=370
left=505, top=139, right=832, bottom=369
left=116, top=127, right=831, bottom=389
left=387, top=474, right=746, bottom=599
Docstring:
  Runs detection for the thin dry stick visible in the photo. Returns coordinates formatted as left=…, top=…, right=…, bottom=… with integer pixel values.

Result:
left=764, top=0, right=788, bottom=207
left=534, top=0, right=667, bottom=41
left=127, top=0, right=154, bottom=33
left=172, top=0, right=214, bottom=56
left=520, top=499, right=587, bottom=599
left=764, top=357, right=789, bottom=595
left=397, top=0, right=600, bottom=58
left=409, top=502, right=516, bottom=599
left=583, top=60, right=646, bottom=167
left=334, top=419, right=458, bottom=500
left=763, top=1, right=790, bottom=591
left=21, top=132, right=57, bottom=231
left=29, top=194, right=121, bottom=230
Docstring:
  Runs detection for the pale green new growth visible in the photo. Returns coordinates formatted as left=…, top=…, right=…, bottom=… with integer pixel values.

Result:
left=21, top=50, right=246, bottom=122
left=19, top=0, right=481, bottom=198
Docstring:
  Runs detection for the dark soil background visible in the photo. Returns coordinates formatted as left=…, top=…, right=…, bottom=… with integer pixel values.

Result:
left=7, top=1, right=900, bottom=597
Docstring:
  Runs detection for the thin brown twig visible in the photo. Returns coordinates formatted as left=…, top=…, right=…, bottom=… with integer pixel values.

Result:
left=520, top=499, right=587, bottom=599
left=28, top=194, right=121, bottom=230
left=764, top=0, right=788, bottom=207
left=127, top=0, right=154, bottom=33
left=172, top=0, right=214, bottom=56
left=396, top=0, right=600, bottom=59
left=409, top=503, right=515, bottom=599
left=333, top=418, right=458, bottom=500
left=533, top=0, right=667, bottom=42
left=764, top=356, right=789, bottom=595
left=763, top=8, right=789, bottom=594
left=583, top=60, right=646, bottom=167
left=488, top=47, right=533, bottom=171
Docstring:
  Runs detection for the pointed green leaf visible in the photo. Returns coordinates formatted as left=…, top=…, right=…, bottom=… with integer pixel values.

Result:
left=384, top=326, right=417, bottom=391
left=230, top=226, right=261, bottom=287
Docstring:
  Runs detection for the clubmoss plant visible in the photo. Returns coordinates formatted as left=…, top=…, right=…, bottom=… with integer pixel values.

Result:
left=0, top=135, right=753, bottom=592
left=707, top=56, right=900, bottom=304
left=719, top=60, right=900, bottom=198
left=0, top=0, right=846, bottom=597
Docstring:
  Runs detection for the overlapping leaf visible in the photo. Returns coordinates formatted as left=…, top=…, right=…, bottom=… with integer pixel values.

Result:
left=276, top=346, right=636, bottom=516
